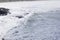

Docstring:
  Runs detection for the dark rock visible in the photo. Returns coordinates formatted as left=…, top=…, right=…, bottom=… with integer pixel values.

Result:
left=16, top=16, right=23, bottom=18
left=0, top=8, right=10, bottom=16
left=2, top=38, right=4, bottom=40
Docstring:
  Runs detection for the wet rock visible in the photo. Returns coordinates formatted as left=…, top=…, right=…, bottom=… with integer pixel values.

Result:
left=0, top=8, right=10, bottom=16
left=16, top=16, right=23, bottom=18
left=2, top=38, right=4, bottom=40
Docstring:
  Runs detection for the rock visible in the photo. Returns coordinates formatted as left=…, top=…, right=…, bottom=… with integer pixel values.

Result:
left=16, top=16, right=23, bottom=18
left=0, top=8, right=10, bottom=16
left=2, top=38, right=5, bottom=40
